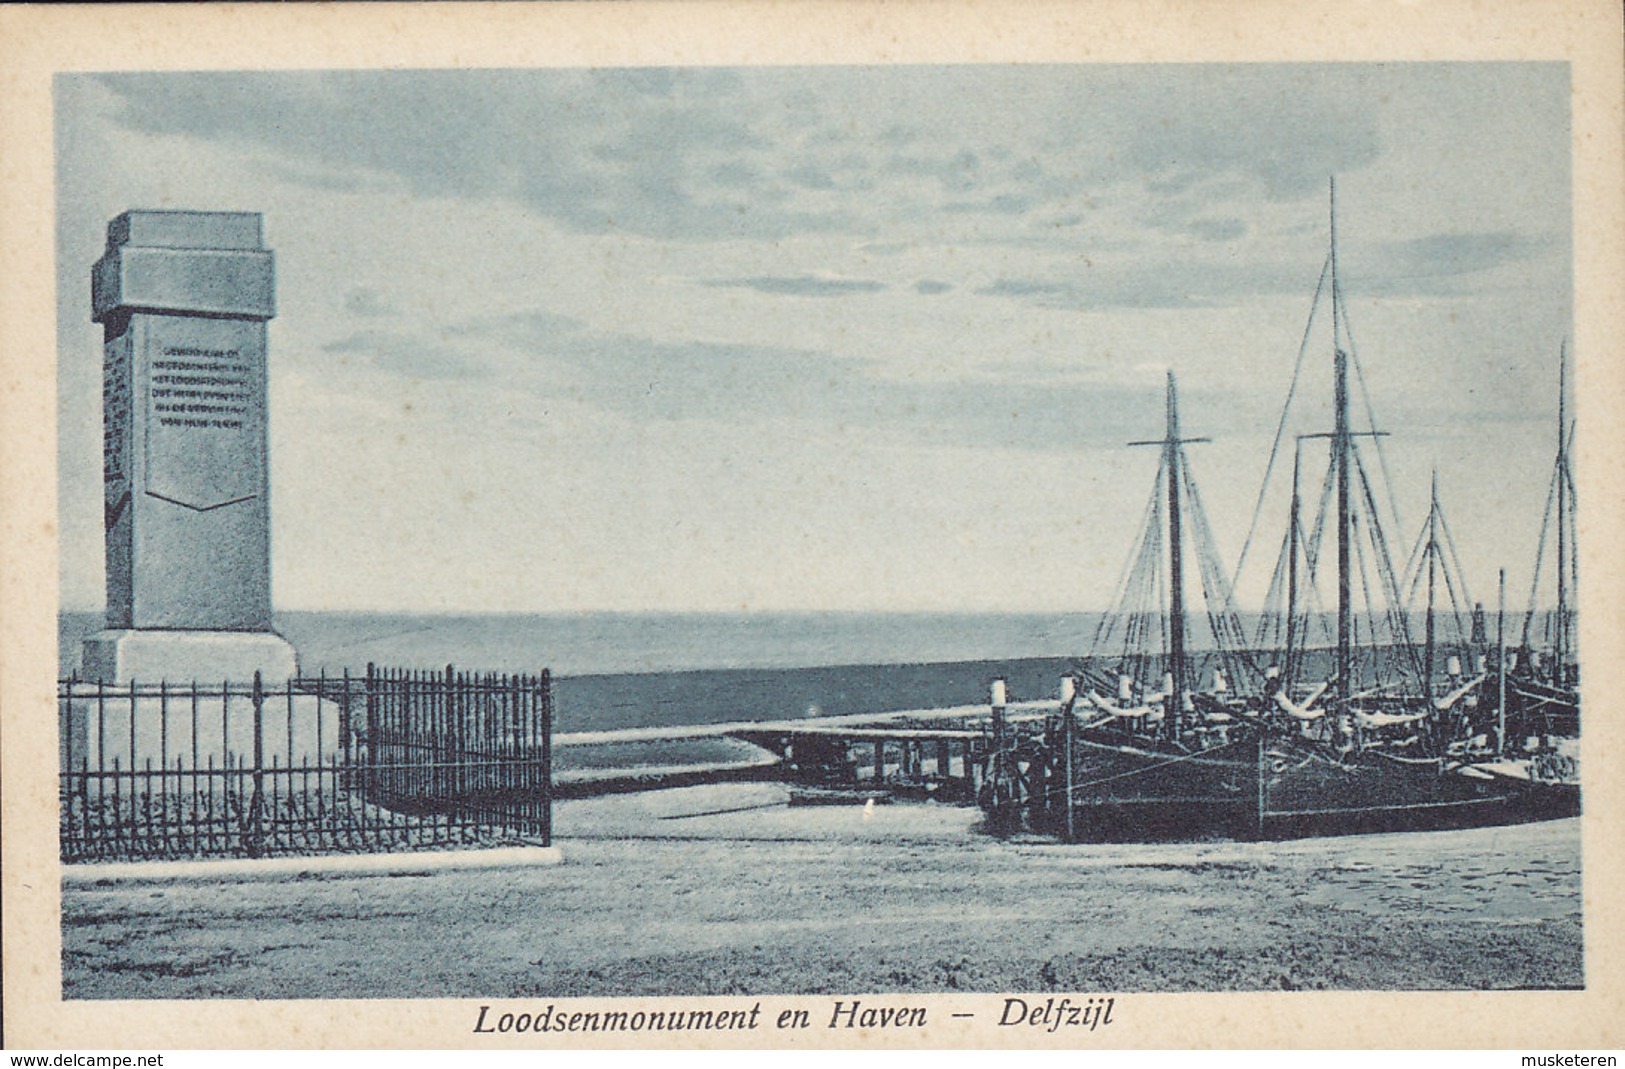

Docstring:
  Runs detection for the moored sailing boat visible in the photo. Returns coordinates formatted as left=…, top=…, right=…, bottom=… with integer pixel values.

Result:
left=1012, top=179, right=1550, bottom=842
left=1396, top=471, right=1490, bottom=749
left=1507, top=346, right=1580, bottom=741
left=1227, top=180, right=1533, bottom=837
left=1460, top=347, right=1580, bottom=812
left=1055, top=369, right=1263, bottom=840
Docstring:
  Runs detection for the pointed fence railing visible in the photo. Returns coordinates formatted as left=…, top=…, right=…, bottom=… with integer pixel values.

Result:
left=59, top=664, right=551, bottom=863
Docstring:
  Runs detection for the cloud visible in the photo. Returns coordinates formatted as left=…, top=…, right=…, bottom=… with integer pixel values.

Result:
left=322, top=330, right=490, bottom=380
left=1117, top=66, right=1384, bottom=201
left=700, top=275, right=888, bottom=297
left=549, top=331, right=1178, bottom=452
left=942, top=192, right=1034, bottom=216
left=913, top=280, right=953, bottom=295
left=1365, top=231, right=1554, bottom=283
left=343, top=288, right=394, bottom=318
left=1185, top=218, right=1248, bottom=242
left=976, top=224, right=1555, bottom=311
left=547, top=335, right=850, bottom=425
left=91, top=69, right=853, bottom=242
left=447, top=310, right=586, bottom=345
left=968, top=268, right=1248, bottom=310
left=322, top=308, right=952, bottom=438
left=978, top=279, right=1072, bottom=300
left=782, top=161, right=838, bottom=191
left=323, top=298, right=1215, bottom=453
left=83, top=65, right=1417, bottom=250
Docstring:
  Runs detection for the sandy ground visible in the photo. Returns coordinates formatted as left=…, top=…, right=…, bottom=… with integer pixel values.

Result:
left=61, top=785, right=1583, bottom=998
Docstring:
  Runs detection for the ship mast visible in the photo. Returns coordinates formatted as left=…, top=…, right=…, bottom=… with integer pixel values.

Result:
left=1331, top=179, right=1355, bottom=748
left=1127, top=370, right=1210, bottom=737
left=1424, top=469, right=1439, bottom=697
left=1555, top=345, right=1568, bottom=681
left=1165, top=373, right=1189, bottom=737
left=1285, top=440, right=1302, bottom=685
left=1497, top=567, right=1507, bottom=755
left=1520, top=342, right=1577, bottom=683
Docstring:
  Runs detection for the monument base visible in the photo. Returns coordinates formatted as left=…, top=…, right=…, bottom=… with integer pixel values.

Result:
left=81, top=629, right=298, bottom=686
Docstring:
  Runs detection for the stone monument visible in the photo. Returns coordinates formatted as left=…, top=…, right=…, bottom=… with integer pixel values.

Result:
left=80, top=210, right=298, bottom=684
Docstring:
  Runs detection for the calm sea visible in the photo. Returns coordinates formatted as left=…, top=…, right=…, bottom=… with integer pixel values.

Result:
left=58, top=610, right=1120, bottom=733
left=51, top=609, right=1448, bottom=757
left=60, top=609, right=1119, bottom=678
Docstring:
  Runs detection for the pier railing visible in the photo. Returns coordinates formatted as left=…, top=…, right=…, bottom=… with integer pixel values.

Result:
left=59, top=664, right=551, bottom=863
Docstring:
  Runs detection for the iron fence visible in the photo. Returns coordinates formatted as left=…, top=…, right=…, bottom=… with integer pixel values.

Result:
left=59, top=664, right=551, bottom=862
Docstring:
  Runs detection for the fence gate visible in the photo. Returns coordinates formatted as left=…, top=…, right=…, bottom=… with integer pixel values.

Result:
left=59, top=664, right=552, bottom=862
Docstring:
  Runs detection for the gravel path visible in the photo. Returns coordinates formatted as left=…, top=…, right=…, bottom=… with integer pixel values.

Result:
left=61, top=785, right=1583, bottom=999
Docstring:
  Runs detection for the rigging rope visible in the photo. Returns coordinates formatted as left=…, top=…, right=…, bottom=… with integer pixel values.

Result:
left=1255, top=520, right=1294, bottom=651
left=1399, top=512, right=1430, bottom=598
left=1435, top=499, right=1475, bottom=614
left=1350, top=496, right=1376, bottom=682
left=1353, top=447, right=1425, bottom=686
left=1435, top=540, right=1470, bottom=652
left=1300, top=448, right=1340, bottom=652
left=1088, top=466, right=1163, bottom=660
left=1335, top=277, right=1407, bottom=538
left=1181, top=458, right=1263, bottom=688
left=1521, top=459, right=1561, bottom=650
left=1234, top=253, right=1332, bottom=586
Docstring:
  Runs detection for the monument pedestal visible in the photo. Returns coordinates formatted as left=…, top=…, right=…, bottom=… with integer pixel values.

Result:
left=81, top=629, right=298, bottom=686
left=80, top=211, right=297, bottom=689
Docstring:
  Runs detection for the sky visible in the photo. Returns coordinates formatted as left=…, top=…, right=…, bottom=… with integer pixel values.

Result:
left=55, top=64, right=1573, bottom=614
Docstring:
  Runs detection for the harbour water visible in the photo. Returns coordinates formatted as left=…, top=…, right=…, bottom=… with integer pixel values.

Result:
left=59, top=609, right=1107, bottom=730
left=54, top=609, right=1539, bottom=776
left=280, top=609, right=1106, bottom=680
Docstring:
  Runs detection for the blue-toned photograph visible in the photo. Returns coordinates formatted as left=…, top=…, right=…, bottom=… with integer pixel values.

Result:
left=55, top=63, right=1580, bottom=1000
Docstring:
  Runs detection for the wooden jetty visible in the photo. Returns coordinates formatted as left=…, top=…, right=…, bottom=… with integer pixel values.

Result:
left=732, top=723, right=988, bottom=801
left=544, top=691, right=1056, bottom=804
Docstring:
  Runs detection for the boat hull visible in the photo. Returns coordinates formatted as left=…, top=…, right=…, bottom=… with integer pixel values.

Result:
left=1504, top=675, right=1580, bottom=739
left=1063, top=732, right=1257, bottom=841
left=1052, top=726, right=1547, bottom=842
left=1258, top=735, right=1524, bottom=838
